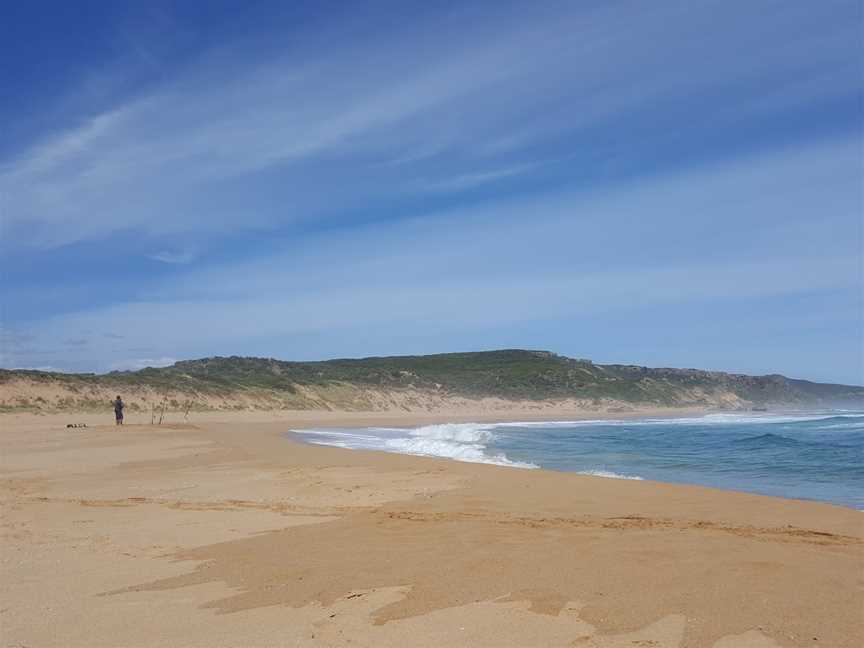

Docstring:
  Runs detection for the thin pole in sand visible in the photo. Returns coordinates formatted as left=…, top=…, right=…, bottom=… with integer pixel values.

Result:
left=150, top=403, right=155, bottom=425
left=158, top=397, right=167, bottom=425
left=183, top=400, right=191, bottom=422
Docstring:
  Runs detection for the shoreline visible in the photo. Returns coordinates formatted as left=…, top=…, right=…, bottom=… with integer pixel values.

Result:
left=2, top=410, right=862, bottom=647
left=285, top=408, right=863, bottom=512
left=288, top=432, right=864, bottom=513
left=287, top=429, right=864, bottom=512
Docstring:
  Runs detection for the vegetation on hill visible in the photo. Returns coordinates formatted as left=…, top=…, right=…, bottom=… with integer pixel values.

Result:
left=1, top=350, right=861, bottom=413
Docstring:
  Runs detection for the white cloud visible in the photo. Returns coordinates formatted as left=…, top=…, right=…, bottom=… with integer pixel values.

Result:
left=148, top=248, right=199, bottom=264
left=108, top=357, right=177, bottom=372
left=11, top=365, right=68, bottom=373
left=419, top=164, right=539, bottom=192
left=2, top=2, right=860, bottom=381
left=8, top=135, right=860, bottom=374
left=1, top=1, right=858, bottom=248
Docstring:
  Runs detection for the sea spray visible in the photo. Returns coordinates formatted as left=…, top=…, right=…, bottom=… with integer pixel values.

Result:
left=295, top=422, right=537, bottom=468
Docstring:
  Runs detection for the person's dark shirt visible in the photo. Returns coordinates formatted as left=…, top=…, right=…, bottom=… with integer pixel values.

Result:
left=114, top=399, right=124, bottom=413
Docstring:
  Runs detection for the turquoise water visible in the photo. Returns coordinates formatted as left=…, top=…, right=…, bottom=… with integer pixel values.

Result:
left=292, top=411, right=864, bottom=509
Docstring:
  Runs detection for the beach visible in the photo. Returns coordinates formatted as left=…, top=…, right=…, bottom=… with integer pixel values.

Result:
left=1, top=410, right=862, bottom=648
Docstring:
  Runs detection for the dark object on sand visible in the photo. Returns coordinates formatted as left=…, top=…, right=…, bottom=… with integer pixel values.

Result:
left=66, top=423, right=87, bottom=428
left=114, top=396, right=125, bottom=425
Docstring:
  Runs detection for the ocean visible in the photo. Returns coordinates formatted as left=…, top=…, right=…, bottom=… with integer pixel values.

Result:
left=293, top=410, right=864, bottom=510
left=291, top=411, right=864, bottom=510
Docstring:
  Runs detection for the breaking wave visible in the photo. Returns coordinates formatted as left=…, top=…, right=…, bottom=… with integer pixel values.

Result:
left=494, top=413, right=861, bottom=428
left=292, top=422, right=537, bottom=468
left=291, top=410, right=863, bottom=508
left=577, top=469, right=644, bottom=480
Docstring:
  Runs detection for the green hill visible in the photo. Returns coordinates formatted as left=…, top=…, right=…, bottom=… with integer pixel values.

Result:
left=2, top=350, right=862, bottom=413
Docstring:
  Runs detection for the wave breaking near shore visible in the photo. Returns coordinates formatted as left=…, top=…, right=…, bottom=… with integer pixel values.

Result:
left=293, top=422, right=539, bottom=468
left=292, top=411, right=864, bottom=504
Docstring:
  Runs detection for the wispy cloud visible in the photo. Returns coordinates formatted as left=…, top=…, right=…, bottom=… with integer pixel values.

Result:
left=419, top=164, right=539, bottom=192
left=11, top=365, right=67, bottom=373
left=10, top=136, right=861, bottom=378
left=148, top=247, right=199, bottom=264
left=108, top=357, right=177, bottom=372
left=2, top=1, right=861, bottom=383
left=1, top=1, right=858, bottom=248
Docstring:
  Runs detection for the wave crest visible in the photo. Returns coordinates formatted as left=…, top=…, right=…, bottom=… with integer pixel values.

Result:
left=294, top=422, right=537, bottom=468
left=386, top=423, right=536, bottom=467
left=577, top=469, right=644, bottom=480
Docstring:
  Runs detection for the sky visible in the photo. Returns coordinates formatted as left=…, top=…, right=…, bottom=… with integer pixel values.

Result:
left=1, top=0, right=862, bottom=384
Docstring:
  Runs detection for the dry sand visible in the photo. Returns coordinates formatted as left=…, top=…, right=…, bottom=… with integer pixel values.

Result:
left=1, top=410, right=862, bottom=647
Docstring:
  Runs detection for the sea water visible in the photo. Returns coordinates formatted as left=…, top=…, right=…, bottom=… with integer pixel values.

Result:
left=291, top=411, right=864, bottom=509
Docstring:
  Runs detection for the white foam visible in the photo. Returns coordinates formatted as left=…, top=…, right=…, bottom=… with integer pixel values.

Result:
left=489, top=411, right=863, bottom=429
left=577, top=469, right=644, bottom=480
left=292, top=423, right=537, bottom=469
left=405, top=422, right=496, bottom=443
left=291, top=411, right=862, bottom=473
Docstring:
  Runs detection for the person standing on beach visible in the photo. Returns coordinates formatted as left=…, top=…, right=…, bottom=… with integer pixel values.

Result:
left=113, top=396, right=124, bottom=426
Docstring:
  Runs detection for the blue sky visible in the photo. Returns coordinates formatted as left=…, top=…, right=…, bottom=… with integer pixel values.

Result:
left=1, top=0, right=862, bottom=384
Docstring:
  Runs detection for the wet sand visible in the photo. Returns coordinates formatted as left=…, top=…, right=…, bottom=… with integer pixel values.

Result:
left=1, top=411, right=861, bottom=647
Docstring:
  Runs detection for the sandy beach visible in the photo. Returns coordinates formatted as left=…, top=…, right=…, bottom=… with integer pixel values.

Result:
left=1, top=410, right=862, bottom=648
